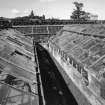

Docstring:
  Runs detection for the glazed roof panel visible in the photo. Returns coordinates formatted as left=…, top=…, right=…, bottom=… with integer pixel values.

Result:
left=0, top=29, right=36, bottom=80
left=52, top=24, right=105, bottom=77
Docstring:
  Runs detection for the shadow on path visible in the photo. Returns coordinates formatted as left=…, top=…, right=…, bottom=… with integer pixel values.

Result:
left=36, top=44, right=78, bottom=105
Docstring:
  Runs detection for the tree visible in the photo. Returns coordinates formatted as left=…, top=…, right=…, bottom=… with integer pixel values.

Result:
left=70, top=2, right=90, bottom=21
left=29, top=10, right=35, bottom=18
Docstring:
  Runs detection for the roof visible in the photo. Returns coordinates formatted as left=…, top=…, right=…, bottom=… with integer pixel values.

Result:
left=0, top=29, right=35, bottom=78
left=52, top=24, right=105, bottom=80
left=0, top=29, right=39, bottom=101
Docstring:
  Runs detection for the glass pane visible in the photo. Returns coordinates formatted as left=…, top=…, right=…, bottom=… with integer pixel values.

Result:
left=0, top=83, right=39, bottom=105
left=6, top=88, right=39, bottom=105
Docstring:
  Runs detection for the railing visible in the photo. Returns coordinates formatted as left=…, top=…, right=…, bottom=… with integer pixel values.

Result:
left=13, top=25, right=64, bottom=35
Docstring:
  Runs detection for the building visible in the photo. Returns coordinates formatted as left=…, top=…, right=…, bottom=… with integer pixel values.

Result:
left=0, top=29, right=44, bottom=105
left=44, top=24, right=105, bottom=105
left=89, top=14, right=98, bottom=20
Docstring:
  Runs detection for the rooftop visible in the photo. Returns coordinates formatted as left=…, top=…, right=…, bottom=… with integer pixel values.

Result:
left=0, top=29, right=39, bottom=105
left=52, top=24, right=105, bottom=80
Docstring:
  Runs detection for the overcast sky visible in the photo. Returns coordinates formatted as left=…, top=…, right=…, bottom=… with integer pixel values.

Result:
left=0, top=0, right=105, bottom=19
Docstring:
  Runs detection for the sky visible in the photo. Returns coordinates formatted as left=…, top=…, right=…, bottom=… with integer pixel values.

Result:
left=0, top=0, right=105, bottom=19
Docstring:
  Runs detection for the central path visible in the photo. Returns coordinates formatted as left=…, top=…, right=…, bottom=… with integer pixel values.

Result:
left=36, top=43, right=78, bottom=105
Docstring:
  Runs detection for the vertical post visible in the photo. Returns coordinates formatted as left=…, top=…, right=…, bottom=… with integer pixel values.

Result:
left=47, top=25, right=49, bottom=35
left=32, top=25, right=34, bottom=34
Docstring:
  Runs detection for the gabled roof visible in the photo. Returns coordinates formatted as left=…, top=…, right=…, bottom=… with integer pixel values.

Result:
left=52, top=24, right=105, bottom=80
left=0, top=29, right=36, bottom=81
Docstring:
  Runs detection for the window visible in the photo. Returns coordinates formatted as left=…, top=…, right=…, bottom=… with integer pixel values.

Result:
left=69, top=58, right=72, bottom=64
left=81, top=69, right=89, bottom=86
left=73, top=61, right=77, bottom=68
left=77, top=65, right=81, bottom=73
